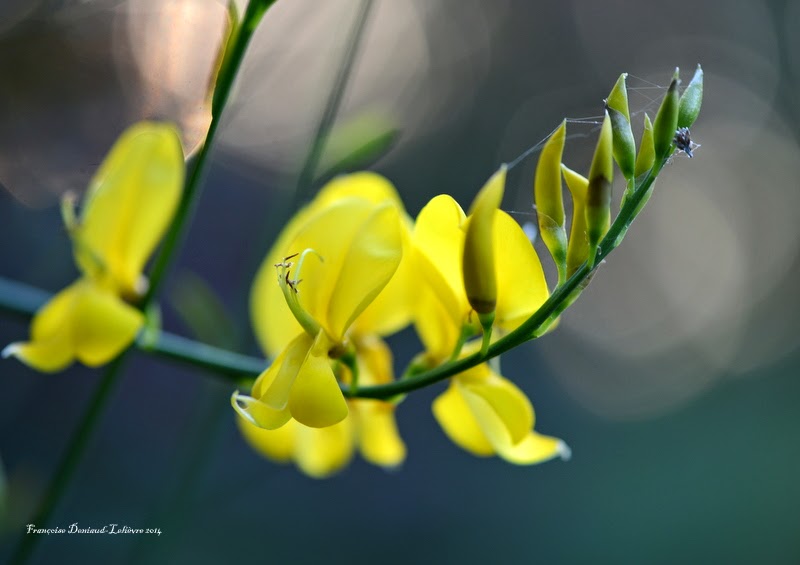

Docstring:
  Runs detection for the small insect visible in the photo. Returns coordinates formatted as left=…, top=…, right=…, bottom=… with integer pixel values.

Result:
left=673, top=127, right=695, bottom=158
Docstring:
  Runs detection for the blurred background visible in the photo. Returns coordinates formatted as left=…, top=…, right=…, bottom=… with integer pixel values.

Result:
left=1, top=0, right=799, bottom=563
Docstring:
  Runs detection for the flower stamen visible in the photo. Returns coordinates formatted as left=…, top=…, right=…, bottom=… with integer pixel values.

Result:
left=274, top=249, right=325, bottom=339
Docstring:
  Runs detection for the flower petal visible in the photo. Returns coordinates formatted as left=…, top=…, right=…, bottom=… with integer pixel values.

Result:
left=288, top=333, right=348, bottom=428
left=3, top=282, right=83, bottom=372
left=432, top=382, right=494, bottom=456
left=314, top=172, right=404, bottom=209
left=459, top=372, right=535, bottom=448
left=413, top=285, right=461, bottom=362
left=324, top=202, right=403, bottom=339
left=278, top=199, right=381, bottom=339
left=351, top=336, right=406, bottom=468
left=2, top=338, right=74, bottom=373
left=251, top=173, right=407, bottom=357
left=70, top=283, right=144, bottom=366
left=349, top=217, right=415, bottom=337
left=354, top=401, right=406, bottom=469
left=237, top=414, right=296, bottom=463
left=77, top=122, right=184, bottom=297
left=294, top=417, right=354, bottom=479
left=232, top=347, right=294, bottom=430
left=231, top=390, right=292, bottom=430
left=260, top=333, right=313, bottom=410
left=413, top=195, right=469, bottom=326
left=320, top=173, right=413, bottom=337
left=4, top=280, right=143, bottom=371
left=494, top=210, right=549, bottom=331
left=496, top=431, right=571, bottom=465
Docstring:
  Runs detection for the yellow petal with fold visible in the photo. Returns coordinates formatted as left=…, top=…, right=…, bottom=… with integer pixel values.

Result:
left=432, top=382, right=494, bottom=456
left=237, top=415, right=296, bottom=463
left=260, top=333, right=313, bottom=410
left=496, top=432, right=570, bottom=465
left=70, top=283, right=144, bottom=366
left=413, top=195, right=468, bottom=326
left=288, top=333, right=348, bottom=428
left=493, top=211, right=549, bottom=331
left=3, top=280, right=142, bottom=372
left=460, top=374, right=534, bottom=447
left=325, top=202, right=402, bottom=339
left=252, top=172, right=411, bottom=356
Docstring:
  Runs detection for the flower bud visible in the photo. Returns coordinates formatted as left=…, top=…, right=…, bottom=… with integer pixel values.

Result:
left=533, top=120, right=568, bottom=282
left=678, top=64, right=703, bottom=129
left=585, top=112, right=613, bottom=265
left=463, top=166, right=506, bottom=316
left=606, top=73, right=636, bottom=180
left=634, top=113, right=655, bottom=179
left=653, top=68, right=681, bottom=160
left=561, top=164, right=589, bottom=277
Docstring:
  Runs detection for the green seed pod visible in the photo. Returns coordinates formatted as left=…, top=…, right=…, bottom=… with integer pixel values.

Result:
left=534, top=120, right=568, bottom=282
left=634, top=113, right=655, bottom=179
left=561, top=164, right=590, bottom=277
left=678, top=64, right=703, bottom=129
left=606, top=73, right=636, bottom=180
left=653, top=68, right=681, bottom=160
left=585, top=112, right=613, bottom=265
left=463, top=165, right=506, bottom=315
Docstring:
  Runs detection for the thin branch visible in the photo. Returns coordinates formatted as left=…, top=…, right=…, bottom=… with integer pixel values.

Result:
left=0, top=155, right=668, bottom=402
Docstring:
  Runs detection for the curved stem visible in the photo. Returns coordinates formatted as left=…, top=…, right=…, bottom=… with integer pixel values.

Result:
left=342, top=158, right=665, bottom=399
left=0, top=157, right=668, bottom=402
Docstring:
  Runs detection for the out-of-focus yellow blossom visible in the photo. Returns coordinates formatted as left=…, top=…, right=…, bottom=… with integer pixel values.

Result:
left=413, top=187, right=569, bottom=465
left=235, top=173, right=412, bottom=473
left=3, top=122, right=185, bottom=372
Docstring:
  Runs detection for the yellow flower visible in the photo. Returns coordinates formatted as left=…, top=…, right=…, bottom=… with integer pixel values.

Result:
left=413, top=187, right=569, bottom=464
left=235, top=173, right=412, bottom=461
left=238, top=335, right=406, bottom=478
left=3, top=122, right=185, bottom=372
left=433, top=361, right=569, bottom=464
left=413, top=193, right=549, bottom=361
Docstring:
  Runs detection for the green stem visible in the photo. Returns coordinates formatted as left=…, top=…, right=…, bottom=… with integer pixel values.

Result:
left=0, top=276, right=262, bottom=387
left=0, top=158, right=667, bottom=404
left=138, top=332, right=264, bottom=384
left=339, top=349, right=360, bottom=393
left=449, top=324, right=473, bottom=362
left=233, top=0, right=374, bottom=334
left=8, top=355, right=129, bottom=565
left=143, top=0, right=278, bottom=305
left=7, top=4, right=279, bottom=563
left=289, top=0, right=374, bottom=210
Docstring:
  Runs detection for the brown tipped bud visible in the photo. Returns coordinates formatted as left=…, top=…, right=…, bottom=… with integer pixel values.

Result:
left=463, top=166, right=506, bottom=314
left=585, top=112, right=613, bottom=264
left=653, top=68, right=681, bottom=160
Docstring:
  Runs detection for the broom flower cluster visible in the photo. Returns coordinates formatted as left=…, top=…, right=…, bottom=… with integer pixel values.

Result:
left=5, top=68, right=701, bottom=478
